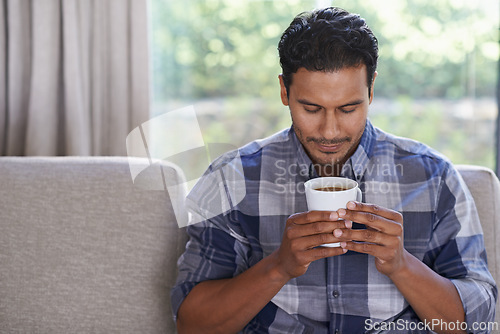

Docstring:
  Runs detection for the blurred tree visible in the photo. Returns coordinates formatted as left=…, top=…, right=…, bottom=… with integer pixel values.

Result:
left=152, top=0, right=497, bottom=101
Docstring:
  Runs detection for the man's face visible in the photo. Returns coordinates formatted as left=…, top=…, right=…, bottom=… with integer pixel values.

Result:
left=279, top=66, right=376, bottom=176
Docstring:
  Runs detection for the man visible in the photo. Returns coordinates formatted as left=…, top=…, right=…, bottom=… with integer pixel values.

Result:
left=171, top=7, right=497, bottom=333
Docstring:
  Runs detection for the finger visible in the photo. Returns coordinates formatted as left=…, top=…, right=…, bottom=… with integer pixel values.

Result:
left=335, top=228, right=401, bottom=247
left=291, top=232, right=345, bottom=251
left=340, top=241, right=386, bottom=261
left=344, top=220, right=353, bottom=229
left=288, top=210, right=339, bottom=225
left=346, top=201, right=403, bottom=223
left=286, top=220, right=351, bottom=240
left=307, top=244, right=347, bottom=260
left=341, top=241, right=399, bottom=263
left=338, top=208, right=403, bottom=236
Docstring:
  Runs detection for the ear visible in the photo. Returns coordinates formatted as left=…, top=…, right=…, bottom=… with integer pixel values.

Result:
left=369, top=71, right=378, bottom=105
left=278, top=74, right=289, bottom=106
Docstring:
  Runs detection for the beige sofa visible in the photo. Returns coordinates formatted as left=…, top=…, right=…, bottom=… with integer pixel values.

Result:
left=0, top=157, right=498, bottom=333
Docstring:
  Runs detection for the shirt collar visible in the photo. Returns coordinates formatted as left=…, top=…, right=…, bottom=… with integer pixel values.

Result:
left=288, top=126, right=315, bottom=179
left=288, top=120, right=376, bottom=181
left=346, top=119, right=376, bottom=181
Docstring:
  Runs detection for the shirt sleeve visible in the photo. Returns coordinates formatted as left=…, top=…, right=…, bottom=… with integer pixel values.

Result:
left=170, top=216, right=251, bottom=322
left=170, top=154, right=252, bottom=322
left=427, top=163, right=497, bottom=331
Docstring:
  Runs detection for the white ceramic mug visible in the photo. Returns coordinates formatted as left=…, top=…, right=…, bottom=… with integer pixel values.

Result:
left=304, top=177, right=362, bottom=247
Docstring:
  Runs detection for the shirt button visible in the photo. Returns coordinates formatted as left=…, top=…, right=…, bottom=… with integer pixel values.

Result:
left=332, top=290, right=340, bottom=298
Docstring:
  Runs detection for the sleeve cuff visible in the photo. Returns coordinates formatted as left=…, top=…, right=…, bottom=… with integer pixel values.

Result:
left=451, top=278, right=497, bottom=332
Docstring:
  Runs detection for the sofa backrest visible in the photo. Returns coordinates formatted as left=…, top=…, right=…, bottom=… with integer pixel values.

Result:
left=0, top=157, right=188, bottom=333
left=457, top=165, right=500, bottom=327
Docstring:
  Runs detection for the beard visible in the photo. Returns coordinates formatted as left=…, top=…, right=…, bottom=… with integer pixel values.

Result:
left=291, top=118, right=365, bottom=177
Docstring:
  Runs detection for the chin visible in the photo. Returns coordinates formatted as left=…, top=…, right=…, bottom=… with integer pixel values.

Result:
left=313, top=154, right=343, bottom=166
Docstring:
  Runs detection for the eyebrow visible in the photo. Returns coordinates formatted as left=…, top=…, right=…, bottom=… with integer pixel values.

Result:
left=297, top=98, right=364, bottom=109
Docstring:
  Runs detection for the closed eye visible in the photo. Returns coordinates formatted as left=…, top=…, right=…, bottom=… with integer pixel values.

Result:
left=339, top=100, right=364, bottom=114
left=340, top=107, right=356, bottom=114
left=304, top=106, right=321, bottom=113
left=297, top=99, right=322, bottom=113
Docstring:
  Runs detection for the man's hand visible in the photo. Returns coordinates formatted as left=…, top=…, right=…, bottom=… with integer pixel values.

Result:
left=177, top=210, right=350, bottom=334
left=274, top=211, right=350, bottom=280
left=333, top=201, right=408, bottom=277
left=333, top=201, right=466, bottom=333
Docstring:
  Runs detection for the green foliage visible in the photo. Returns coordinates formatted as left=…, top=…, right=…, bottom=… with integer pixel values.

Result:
left=369, top=98, right=495, bottom=168
left=151, top=0, right=318, bottom=101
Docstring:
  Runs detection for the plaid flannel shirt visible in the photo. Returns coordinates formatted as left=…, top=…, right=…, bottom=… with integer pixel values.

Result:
left=171, top=120, right=497, bottom=333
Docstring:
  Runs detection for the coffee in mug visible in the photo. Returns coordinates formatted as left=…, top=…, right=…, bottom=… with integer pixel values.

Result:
left=315, top=186, right=352, bottom=192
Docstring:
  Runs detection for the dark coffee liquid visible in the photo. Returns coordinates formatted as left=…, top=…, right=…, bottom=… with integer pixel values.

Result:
left=315, top=186, right=351, bottom=192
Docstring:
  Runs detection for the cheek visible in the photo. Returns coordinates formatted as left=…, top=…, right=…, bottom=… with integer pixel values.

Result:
left=291, top=110, right=317, bottom=131
left=296, top=117, right=323, bottom=140
left=293, top=105, right=324, bottom=122
left=349, top=119, right=367, bottom=142
left=340, top=111, right=367, bottom=133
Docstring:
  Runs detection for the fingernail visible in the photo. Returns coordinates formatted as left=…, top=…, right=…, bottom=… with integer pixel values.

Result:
left=334, top=229, right=342, bottom=237
left=347, top=201, right=356, bottom=209
left=329, top=212, right=338, bottom=220
left=338, top=209, right=346, bottom=217
left=341, top=242, right=348, bottom=253
left=345, top=220, right=352, bottom=229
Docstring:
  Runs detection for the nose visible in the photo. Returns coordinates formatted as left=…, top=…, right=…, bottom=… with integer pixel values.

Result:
left=319, top=110, right=340, bottom=140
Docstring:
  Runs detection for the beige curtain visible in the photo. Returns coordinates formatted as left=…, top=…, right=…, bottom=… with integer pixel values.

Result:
left=0, top=0, right=150, bottom=156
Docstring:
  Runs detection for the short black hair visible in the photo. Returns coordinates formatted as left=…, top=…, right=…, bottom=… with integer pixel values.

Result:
left=278, top=7, right=378, bottom=96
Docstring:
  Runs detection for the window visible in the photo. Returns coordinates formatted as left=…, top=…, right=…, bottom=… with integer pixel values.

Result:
left=150, top=0, right=499, bottom=178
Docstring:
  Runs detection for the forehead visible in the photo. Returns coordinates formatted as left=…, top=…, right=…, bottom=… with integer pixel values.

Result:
left=289, top=66, right=369, bottom=104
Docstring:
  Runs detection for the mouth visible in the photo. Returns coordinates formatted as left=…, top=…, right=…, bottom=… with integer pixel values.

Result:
left=316, top=142, right=343, bottom=153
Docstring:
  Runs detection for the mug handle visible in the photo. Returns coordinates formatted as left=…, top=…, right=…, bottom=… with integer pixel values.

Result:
left=356, top=187, right=362, bottom=202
